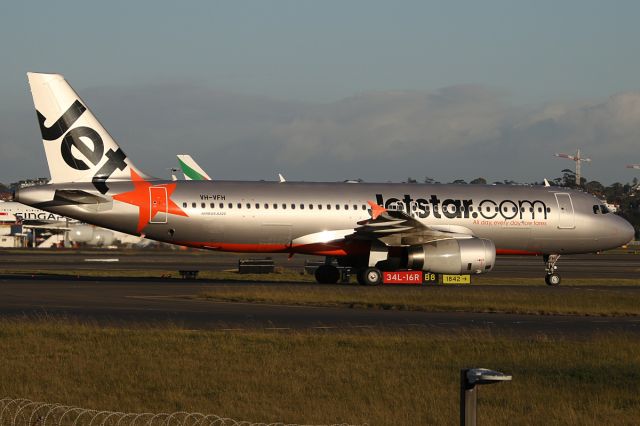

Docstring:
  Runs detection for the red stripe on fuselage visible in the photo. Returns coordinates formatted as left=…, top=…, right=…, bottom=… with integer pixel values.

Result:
left=496, top=249, right=542, bottom=256
left=173, top=240, right=370, bottom=257
left=175, top=240, right=540, bottom=257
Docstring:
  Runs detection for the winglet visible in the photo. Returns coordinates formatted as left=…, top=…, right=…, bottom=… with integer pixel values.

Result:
left=367, top=200, right=387, bottom=220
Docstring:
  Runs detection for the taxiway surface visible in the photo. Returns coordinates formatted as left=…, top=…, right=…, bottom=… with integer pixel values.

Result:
left=0, top=275, right=639, bottom=336
left=1, top=250, right=640, bottom=278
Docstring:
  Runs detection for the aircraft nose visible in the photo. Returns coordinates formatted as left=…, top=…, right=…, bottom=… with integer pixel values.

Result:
left=613, top=215, right=635, bottom=246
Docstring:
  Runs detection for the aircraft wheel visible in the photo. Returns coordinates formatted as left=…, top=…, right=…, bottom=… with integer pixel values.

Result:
left=362, top=267, right=383, bottom=286
left=545, top=273, right=561, bottom=286
left=315, top=265, right=340, bottom=284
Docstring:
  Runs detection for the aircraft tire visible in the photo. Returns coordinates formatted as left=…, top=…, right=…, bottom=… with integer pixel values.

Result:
left=315, top=265, right=340, bottom=284
left=362, top=267, right=383, bottom=286
left=545, top=273, right=561, bottom=286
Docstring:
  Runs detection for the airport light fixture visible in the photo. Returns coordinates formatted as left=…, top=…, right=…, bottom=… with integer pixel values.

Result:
left=460, top=368, right=512, bottom=426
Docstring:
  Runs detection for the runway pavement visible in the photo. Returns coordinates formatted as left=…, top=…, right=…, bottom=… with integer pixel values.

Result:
left=0, top=274, right=639, bottom=336
left=2, top=249, right=640, bottom=278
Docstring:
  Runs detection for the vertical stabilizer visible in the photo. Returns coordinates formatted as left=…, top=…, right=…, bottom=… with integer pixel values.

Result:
left=27, top=72, right=149, bottom=193
left=177, top=154, right=211, bottom=180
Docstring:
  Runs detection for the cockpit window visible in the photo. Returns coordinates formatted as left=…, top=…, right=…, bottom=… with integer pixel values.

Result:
left=600, top=205, right=610, bottom=214
left=593, top=205, right=599, bottom=214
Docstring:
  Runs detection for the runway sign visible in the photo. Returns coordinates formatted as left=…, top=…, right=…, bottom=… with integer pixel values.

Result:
left=383, top=271, right=422, bottom=285
left=442, top=274, right=471, bottom=284
left=383, top=271, right=439, bottom=285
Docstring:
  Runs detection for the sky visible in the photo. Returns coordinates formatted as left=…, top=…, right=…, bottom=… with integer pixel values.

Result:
left=1, top=1, right=640, bottom=185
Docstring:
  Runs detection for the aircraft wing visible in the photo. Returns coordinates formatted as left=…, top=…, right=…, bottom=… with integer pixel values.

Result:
left=349, top=205, right=475, bottom=246
left=291, top=201, right=475, bottom=248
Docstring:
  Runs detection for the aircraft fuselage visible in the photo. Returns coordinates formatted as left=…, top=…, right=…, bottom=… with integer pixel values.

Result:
left=16, top=180, right=633, bottom=256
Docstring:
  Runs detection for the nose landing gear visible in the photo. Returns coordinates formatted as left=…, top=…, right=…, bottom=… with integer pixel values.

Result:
left=544, top=254, right=561, bottom=286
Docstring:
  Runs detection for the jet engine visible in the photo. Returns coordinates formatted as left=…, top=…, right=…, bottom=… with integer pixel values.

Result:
left=69, top=225, right=115, bottom=246
left=406, top=238, right=495, bottom=274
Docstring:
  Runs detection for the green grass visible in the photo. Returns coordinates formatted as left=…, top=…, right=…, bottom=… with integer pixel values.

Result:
left=0, top=320, right=638, bottom=425
left=199, top=282, right=640, bottom=317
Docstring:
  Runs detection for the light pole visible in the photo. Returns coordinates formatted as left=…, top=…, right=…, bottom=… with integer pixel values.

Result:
left=460, top=368, right=512, bottom=426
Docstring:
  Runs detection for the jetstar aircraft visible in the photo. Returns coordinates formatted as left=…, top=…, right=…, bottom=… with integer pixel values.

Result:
left=15, top=73, right=634, bottom=286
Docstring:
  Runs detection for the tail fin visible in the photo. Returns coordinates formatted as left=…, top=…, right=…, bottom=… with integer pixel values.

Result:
left=27, top=72, right=149, bottom=194
left=176, top=154, right=211, bottom=180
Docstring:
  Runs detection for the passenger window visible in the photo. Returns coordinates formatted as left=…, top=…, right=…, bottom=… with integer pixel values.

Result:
left=309, top=204, right=314, bottom=210
left=228, top=203, right=233, bottom=209
left=336, top=205, right=340, bottom=210
left=353, top=205, right=358, bottom=210
left=264, top=203, right=269, bottom=209
left=300, top=204, right=305, bottom=209
left=255, top=203, right=260, bottom=209
left=318, top=204, right=323, bottom=210
left=219, top=202, right=224, bottom=208
left=344, top=204, right=349, bottom=210
left=273, top=204, right=278, bottom=209
left=546, top=207, right=551, bottom=213
left=327, top=204, right=331, bottom=210
left=236, top=203, right=240, bottom=209
left=210, top=203, right=215, bottom=208
left=538, top=208, right=543, bottom=213
left=362, top=205, right=366, bottom=210
left=282, top=204, right=286, bottom=209
left=291, top=204, right=295, bottom=209
left=183, top=202, right=187, bottom=208
left=192, top=202, right=196, bottom=208
left=201, top=203, right=206, bottom=208
left=246, top=203, right=251, bottom=209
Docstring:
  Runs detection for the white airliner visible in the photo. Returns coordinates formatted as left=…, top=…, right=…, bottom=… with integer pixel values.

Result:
left=0, top=200, right=73, bottom=224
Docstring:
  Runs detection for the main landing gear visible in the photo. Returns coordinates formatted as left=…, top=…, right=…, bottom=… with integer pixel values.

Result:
left=314, top=264, right=340, bottom=284
left=544, top=254, right=561, bottom=286
left=356, top=267, right=383, bottom=286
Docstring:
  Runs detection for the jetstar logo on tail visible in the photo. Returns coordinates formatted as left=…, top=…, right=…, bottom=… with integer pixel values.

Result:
left=113, top=170, right=188, bottom=234
left=37, top=100, right=127, bottom=194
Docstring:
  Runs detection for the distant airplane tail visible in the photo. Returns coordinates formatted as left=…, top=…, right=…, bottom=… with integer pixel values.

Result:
left=26, top=72, right=150, bottom=194
left=177, top=154, right=211, bottom=180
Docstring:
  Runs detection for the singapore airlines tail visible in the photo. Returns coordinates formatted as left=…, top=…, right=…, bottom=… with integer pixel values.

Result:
left=26, top=73, right=150, bottom=193
left=177, top=154, right=211, bottom=180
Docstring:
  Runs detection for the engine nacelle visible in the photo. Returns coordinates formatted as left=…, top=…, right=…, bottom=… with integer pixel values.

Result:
left=406, top=238, right=496, bottom=274
left=69, top=225, right=115, bottom=246
left=69, top=225, right=95, bottom=243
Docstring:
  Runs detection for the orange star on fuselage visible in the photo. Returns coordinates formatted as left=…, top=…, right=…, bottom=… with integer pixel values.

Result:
left=367, top=200, right=387, bottom=220
left=112, top=169, right=188, bottom=234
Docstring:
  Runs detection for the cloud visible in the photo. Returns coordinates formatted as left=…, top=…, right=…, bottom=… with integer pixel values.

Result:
left=3, top=83, right=640, bottom=184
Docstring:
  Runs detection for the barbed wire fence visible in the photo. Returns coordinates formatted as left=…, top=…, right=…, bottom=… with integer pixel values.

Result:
left=0, top=398, right=358, bottom=426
